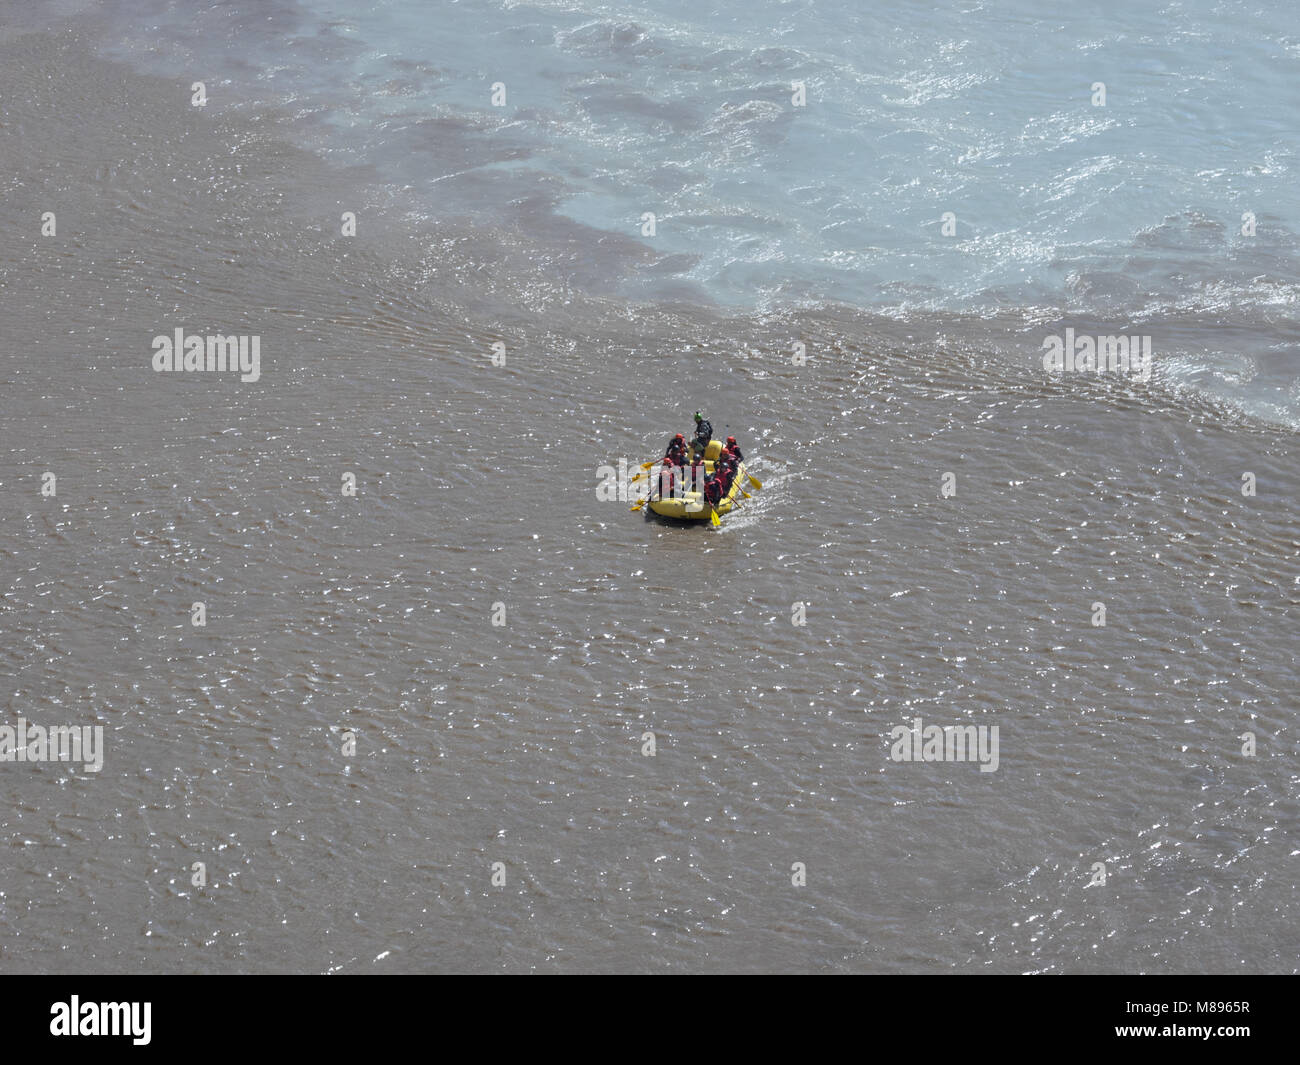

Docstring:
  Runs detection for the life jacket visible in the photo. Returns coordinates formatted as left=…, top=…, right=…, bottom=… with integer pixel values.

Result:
left=703, top=475, right=723, bottom=506
left=658, top=461, right=676, bottom=497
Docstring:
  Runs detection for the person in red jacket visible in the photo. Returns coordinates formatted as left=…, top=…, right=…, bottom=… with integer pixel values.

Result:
left=703, top=471, right=724, bottom=509
left=665, top=433, right=688, bottom=466
left=714, top=456, right=736, bottom=498
left=657, top=457, right=676, bottom=500
left=716, top=449, right=737, bottom=488
left=724, top=435, right=744, bottom=462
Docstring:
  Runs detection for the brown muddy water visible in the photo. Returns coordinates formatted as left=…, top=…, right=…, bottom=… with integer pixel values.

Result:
left=0, top=23, right=1297, bottom=973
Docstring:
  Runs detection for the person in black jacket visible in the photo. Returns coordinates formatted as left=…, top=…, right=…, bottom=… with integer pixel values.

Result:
left=690, top=411, right=713, bottom=459
left=723, top=435, right=744, bottom=462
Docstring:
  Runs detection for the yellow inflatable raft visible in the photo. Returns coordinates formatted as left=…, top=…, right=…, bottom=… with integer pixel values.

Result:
left=646, top=438, right=747, bottom=520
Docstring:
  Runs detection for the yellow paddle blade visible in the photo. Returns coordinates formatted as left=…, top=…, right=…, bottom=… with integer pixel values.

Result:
left=746, top=473, right=763, bottom=489
left=639, top=459, right=658, bottom=470
left=710, top=508, right=721, bottom=526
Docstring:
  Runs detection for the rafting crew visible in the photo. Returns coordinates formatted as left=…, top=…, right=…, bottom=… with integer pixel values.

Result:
left=649, top=415, right=746, bottom=504
left=638, top=419, right=757, bottom=520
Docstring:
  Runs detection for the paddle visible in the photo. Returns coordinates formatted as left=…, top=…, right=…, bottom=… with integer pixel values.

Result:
left=630, top=452, right=675, bottom=495
left=630, top=470, right=662, bottom=510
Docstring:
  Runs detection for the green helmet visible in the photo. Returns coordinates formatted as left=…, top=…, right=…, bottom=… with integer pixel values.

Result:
left=694, top=411, right=702, bottom=422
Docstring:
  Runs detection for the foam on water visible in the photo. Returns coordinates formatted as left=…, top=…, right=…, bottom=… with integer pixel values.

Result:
left=75, top=0, right=1300, bottom=425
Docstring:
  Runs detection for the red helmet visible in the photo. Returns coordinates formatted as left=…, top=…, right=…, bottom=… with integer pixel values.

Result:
left=675, top=433, right=684, bottom=440
left=727, top=436, right=736, bottom=445
left=662, top=457, right=674, bottom=465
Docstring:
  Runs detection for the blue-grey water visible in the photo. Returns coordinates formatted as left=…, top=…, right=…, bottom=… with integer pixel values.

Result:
left=0, top=0, right=1297, bottom=973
